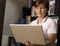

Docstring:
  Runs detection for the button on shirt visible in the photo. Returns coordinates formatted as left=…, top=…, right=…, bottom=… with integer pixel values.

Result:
left=30, top=17, right=57, bottom=43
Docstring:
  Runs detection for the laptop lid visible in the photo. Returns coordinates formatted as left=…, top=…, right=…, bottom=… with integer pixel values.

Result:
left=10, top=24, right=46, bottom=45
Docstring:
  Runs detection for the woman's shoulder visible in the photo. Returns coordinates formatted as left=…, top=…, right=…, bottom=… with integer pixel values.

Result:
left=47, top=17, right=56, bottom=23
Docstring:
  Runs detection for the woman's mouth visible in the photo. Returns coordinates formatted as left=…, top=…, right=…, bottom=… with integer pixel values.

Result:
left=38, top=13, right=42, bottom=14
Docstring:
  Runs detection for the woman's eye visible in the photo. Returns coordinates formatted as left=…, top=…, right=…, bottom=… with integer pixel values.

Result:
left=36, top=7, right=39, bottom=9
left=41, top=7, right=45, bottom=9
left=36, top=7, right=45, bottom=9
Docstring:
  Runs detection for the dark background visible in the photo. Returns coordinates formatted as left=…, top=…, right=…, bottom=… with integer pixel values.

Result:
left=0, top=0, right=6, bottom=46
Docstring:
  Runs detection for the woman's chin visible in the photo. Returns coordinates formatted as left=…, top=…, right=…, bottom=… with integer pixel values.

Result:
left=37, top=15, right=42, bottom=17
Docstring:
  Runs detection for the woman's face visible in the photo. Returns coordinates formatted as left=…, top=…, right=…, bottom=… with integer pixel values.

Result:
left=35, top=4, right=47, bottom=18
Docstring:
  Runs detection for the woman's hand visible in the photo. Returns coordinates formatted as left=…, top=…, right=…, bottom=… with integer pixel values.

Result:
left=23, top=40, right=34, bottom=46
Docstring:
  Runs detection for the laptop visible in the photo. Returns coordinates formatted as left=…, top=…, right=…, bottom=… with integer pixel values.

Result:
left=10, top=24, right=46, bottom=45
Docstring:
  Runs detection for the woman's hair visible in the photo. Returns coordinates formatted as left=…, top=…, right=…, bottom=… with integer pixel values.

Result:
left=34, top=0, right=49, bottom=16
left=35, top=0, right=49, bottom=11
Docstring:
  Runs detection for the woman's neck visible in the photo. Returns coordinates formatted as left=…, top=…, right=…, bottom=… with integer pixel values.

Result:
left=37, top=17, right=45, bottom=24
left=38, top=16, right=45, bottom=21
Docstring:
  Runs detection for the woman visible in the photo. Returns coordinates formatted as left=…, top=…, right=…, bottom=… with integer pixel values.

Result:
left=23, top=0, right=57, bottom=46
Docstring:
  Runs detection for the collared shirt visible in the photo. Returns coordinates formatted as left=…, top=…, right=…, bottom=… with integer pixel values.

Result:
left=30, top=17, right=57, bottom=43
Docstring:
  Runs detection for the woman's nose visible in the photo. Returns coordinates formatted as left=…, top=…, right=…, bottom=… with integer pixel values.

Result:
left=38, top=8, right=41, bottom=12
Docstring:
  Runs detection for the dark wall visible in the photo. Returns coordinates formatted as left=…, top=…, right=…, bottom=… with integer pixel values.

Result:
left=0, top=0, right=6, bottom=46
left=57, top=0, right=60, bottom=45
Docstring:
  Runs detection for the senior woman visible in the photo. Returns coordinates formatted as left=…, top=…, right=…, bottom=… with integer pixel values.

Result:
left=23, top=0, right=57, bottom=46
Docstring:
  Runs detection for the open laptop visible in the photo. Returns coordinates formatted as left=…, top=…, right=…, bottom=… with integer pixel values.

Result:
left=10, top=24, right=46, bottom=45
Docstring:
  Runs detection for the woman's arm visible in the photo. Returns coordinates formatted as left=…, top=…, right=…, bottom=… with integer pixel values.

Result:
left=47, top=34, right=57, bottom=43
left=47, top=20, right=57, bottom=43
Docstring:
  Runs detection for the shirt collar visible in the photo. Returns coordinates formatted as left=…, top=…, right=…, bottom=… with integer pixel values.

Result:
left=36, top=16, right=48, bottom=24
left=42, top=16, right=48, bottom=22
